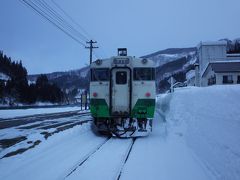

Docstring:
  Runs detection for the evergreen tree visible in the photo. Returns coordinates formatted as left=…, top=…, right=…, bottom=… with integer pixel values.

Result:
left=0, top=52, right=65, bottom=105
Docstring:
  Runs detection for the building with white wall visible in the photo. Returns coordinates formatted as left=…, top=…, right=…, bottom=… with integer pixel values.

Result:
left=201, top=61, right=240, bottom=86
left=197, top=41, right=240, bottom=86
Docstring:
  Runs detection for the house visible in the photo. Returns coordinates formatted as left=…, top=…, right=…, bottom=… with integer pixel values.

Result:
left=197, top=41, right=240, bottom=86
left=201, top=61, right=240, bottom=86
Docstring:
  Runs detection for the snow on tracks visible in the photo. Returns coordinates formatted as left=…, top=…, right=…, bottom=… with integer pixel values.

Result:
left=0, top=125, right=107, bottom=180
left=0, top=111, right=90, bottom=129
left=65, top=137, right=136, bottom=180
left=0, top=112, right=92, bottom=158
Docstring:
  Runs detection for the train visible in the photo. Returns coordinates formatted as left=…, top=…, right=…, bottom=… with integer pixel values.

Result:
left=90, top=48, right=156, bottom=137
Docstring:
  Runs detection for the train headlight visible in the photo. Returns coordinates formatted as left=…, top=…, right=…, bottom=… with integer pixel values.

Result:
left=145, top=92, right=151, bottom=97
left=96, top=59, right=102, bottom=65
left=142, top=58, right=148, bottom=64
left=93, top=92, right=98, bottom=97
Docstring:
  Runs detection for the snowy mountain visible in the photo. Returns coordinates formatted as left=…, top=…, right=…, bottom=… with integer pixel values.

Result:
left=28, top=66, right=90, bottom=101
left=141, top=47, right=197, bottom=67
left=142, top=47, right=198, bottom=92
left=28, top=66, right=89, bottom=82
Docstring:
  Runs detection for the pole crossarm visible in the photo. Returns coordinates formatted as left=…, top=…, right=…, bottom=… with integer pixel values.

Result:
left=85, top=40, right=99, bottom=64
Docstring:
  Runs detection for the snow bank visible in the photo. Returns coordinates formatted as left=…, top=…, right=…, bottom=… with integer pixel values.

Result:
left=161, top=85, right=240, bottom=180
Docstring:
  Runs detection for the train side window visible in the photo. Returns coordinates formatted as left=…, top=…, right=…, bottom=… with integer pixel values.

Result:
left=116, top=71, right=127, bottom=84
left=134, top=68, right=155, bottom=80
left=91, top=68, right=109, bottom=81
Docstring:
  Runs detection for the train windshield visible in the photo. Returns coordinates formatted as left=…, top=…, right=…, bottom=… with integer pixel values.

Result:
left=91, top=68, right=109, bottom=81
left=133, top=68, right=155, bottom=81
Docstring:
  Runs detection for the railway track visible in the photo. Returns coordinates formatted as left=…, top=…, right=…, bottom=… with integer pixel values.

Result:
left=116, top=138, right=136, bottom=180
left=0, top=111, right=93, bottom=158
left=0, top=110, right=91, bottom=129
left=65, top=137, right=111, bottom=178
left=65, top=137, right=136, bottom=180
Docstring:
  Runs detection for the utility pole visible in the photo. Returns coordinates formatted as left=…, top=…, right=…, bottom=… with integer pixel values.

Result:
left=85, top=40, right=98, bottom=64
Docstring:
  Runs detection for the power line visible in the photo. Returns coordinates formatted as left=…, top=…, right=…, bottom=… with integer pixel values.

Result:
left=20, top=0, right=86, bottom=47
left=32, top=0, right=88, bottom=43
left=51, top=0, right=91, bottom=41
left=50, top=0, right=108, bottom=59
left=20, top=0, right=107, bottom=62
left=36, top=0, right=89, bottom=42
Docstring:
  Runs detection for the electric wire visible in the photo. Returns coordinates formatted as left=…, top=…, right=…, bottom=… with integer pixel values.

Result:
left=20, top=0, right=86, bottom=47
left=36, top=0, right=89, bottom=42
left=20, top=0, right=106, bottom=60
left=51, top=0, right=91, bottom=41
left=50, top=0, right=108, bottom=58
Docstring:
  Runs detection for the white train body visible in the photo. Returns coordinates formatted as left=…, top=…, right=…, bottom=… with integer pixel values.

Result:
left=90, top=49, right=156, bottom=137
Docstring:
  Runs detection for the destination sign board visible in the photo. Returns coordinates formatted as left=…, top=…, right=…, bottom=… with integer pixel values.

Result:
left=113, top=58, right=129, bottom=64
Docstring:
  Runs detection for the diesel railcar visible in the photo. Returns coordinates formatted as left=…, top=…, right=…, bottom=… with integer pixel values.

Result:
left=90, top=48, right=156, bottom=137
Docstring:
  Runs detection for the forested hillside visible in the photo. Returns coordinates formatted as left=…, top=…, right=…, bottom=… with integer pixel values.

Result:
left=0, top=51, right=65, bottom=106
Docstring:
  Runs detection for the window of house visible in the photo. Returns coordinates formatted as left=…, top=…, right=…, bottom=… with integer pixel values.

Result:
left=208, top=75, right=216, bottom=85
left=223, top=75, right=233, bottom=84
left=237, top=76, right=240, bottom=84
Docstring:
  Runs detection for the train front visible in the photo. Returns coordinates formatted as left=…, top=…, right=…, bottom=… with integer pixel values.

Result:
left=90, top=48, right=156, bottom=137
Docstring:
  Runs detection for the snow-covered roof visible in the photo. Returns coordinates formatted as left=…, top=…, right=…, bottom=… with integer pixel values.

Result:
left=197, top=41, right=227, bottom=49
left=227, top=53, right=240, bottom=57
left=202, top=61, right=240, bottom=76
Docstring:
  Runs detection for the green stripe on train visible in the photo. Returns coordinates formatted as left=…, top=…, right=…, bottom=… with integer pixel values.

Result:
left=90, top=99, right=110, bottom=117
left=90, top=98, right=155, bottom=118
left=131, top=99, right=155, bottom=118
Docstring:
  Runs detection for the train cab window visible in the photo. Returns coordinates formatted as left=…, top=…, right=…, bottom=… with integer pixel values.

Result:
left=91, top=68, right=109, bottom=81
left=134, top=68, right=155, bottom=81
left=116, top=71, right=127, bottom=84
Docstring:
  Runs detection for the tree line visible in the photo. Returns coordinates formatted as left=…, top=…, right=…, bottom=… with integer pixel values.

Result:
left=0, top=51, right=65, bottom=105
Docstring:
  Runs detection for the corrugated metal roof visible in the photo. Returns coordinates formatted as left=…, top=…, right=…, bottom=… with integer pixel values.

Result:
left=210, top=61, right=240, bottom=72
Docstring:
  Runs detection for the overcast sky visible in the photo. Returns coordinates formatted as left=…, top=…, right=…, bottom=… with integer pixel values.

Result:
left=0, top=0, right=240, bottom=74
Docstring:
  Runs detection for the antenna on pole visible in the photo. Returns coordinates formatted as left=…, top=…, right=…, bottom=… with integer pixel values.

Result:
left=85, top=40, right=98, bottom=64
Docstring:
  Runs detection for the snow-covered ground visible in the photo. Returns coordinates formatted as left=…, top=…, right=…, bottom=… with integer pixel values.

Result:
left=0, top=106, right=87, bottom=119
left=0, top=124, right=107, bottom=180
left=0, top=85, right=239, bottom=180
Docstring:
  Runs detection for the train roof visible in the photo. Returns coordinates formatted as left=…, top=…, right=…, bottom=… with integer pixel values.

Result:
left=90, top=56, right=155, bottom=68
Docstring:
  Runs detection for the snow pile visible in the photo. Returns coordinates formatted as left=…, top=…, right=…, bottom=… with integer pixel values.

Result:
left=160, top=85, right=240, bottom=180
